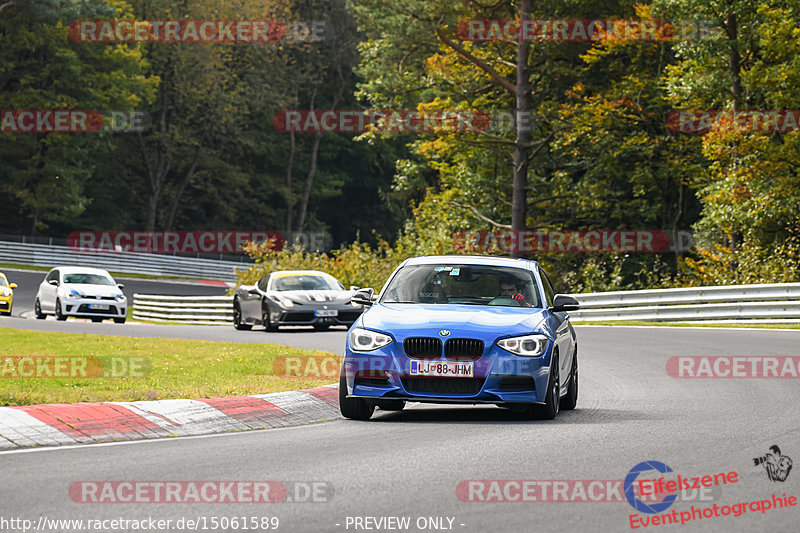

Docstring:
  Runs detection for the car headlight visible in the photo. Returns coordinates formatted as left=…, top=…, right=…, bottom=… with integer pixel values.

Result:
left=349, top=328, right=392, bottom=351
left=269, top=295, right=295, bottom=308
left=278, top=297, right=294, bottom=308
left=0, top=288, right=10, bottom=297
left=497, top=334, right=549, bottom=357
left=115, top=293, right=126, bottom=302
left=66, top=289, right=82, bottom=299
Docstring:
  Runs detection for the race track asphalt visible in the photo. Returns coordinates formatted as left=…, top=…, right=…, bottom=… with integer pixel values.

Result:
left=2, top=325, right=798, bottom=533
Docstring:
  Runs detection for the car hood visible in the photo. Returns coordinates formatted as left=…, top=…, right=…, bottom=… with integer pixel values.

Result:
left=59, top=284, right=122, bottom=297
left=271, top=289, right=352, bottom=305
left=360, top=303, right=548, bottom=341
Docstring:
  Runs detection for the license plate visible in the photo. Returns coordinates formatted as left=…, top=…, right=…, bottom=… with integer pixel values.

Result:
left=409, top=361, right=474, bottom=377
left=89, top=304, right=109, bottom=310
left=314, top=309, right=338, bottom=317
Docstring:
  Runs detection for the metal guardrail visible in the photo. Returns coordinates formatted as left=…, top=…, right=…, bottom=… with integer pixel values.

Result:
left=570, top=283, right=800, bottom=322
left=132, top=294, right=233, bottom=324
left=132, top=283, right=800, bottom=326
left=0, top=241, right=251, bottom=281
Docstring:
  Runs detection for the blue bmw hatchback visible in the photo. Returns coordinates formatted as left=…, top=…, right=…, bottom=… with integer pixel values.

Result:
left=339, top=255, right=579, bottom=420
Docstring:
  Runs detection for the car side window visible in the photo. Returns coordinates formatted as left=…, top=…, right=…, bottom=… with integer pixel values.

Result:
left=539, top=267, right=555, bottom=308
left=46, top=270, right=59, bottom=283
left=258, top=275, right=269, bottom=292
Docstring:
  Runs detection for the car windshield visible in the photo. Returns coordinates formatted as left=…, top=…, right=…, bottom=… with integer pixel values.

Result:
left=380, top=264, right=542, bottom=308
left=63, top=273, right=115, bottom=285
left=272, top=275, right=341, bottom=291
left=0, top=277, right=6, bottom=287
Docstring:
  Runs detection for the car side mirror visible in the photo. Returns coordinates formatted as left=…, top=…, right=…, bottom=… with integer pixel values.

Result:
left=247, top=287, right=260, bottom=295
left=9, top=283, right=17, bottom=289
left=48, top=279, right=59, bottom=286
left=351, top=288, right=374, bottom=307
left=350, top=285, right=360, bottom=291
left=117, top=283, right=125, bottom=290
left=551, top=294, right=579, bottom=313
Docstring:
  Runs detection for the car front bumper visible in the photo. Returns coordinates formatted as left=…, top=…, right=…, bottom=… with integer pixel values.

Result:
left=342, top=340, right=554, bottom=404
left=62, top=298, right=126, bottom=318
left=0, top=295, right=12, bottom=313
left=269, top=307, right=363, bottom=327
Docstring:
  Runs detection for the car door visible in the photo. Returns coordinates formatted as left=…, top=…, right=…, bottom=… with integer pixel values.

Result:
left=241, top=274, right=268, bottom=320
left=539, top=266, right=575, bottom=381
left=40, top=269, right=59, bottom=312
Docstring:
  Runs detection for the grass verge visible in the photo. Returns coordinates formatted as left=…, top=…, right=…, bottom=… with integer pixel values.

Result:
left=572, top=320, right=800, bottom=329
left=0, top=328, right=340, bottom=406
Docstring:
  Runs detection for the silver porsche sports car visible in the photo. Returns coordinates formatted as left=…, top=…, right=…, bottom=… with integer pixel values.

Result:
left=233, top=270, right=365, bottom=331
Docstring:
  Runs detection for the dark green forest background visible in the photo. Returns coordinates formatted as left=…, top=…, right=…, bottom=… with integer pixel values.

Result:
left=2, top=0, right=800, bottom=291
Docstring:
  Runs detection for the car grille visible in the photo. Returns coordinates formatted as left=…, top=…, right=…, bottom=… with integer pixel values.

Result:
left=498, top=375, right=536, bottom=391
left=76, top=304, right=119, bottom=314
left=0, top=302, right=9, bottom=309
left=401, top=377, right=485, bottom=395
left=444, top=338, right=484, bottom=361
left=403, top=337, right=442, bottom=358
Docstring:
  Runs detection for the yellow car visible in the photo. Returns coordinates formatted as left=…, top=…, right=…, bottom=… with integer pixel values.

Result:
left=0, top=272, right=17, bottom=316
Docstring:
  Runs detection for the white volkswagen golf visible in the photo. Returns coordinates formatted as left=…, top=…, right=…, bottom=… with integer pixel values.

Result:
left=34, top=266, right=127, bottom=323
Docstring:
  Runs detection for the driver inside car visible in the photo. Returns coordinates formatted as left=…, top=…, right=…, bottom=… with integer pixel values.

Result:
left=499, top=278, right=532, bottom=307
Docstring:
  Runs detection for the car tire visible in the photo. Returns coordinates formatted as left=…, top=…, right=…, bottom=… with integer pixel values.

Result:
left=313, top=324, right=330, bottom=331
left=91, top=317, right=103, bottom=323
left=560, top=348, right=578, bottom=411
left=263, top=303, right=278, bottom=332
left=35, top=299, right=45, bottom=319
left=55, top=299, right=67, bottom=321
left=233, top=301, right=252, bottom=331
left=339, top=373, right=374, bottom=420
left=529, top=354, right=559, bottom=420
left=376, top=400, right=405, bottom=411
left=114, top=317, right=126, bottom=324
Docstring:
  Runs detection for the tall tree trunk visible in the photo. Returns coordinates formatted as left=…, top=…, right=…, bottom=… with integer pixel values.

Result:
left=285, top=129, right=296, bottom=234
left=164, top=143, right=202, bottom=231
left=137, top=108, right=171, bottom=232
left=726, top=13, right=743, bottom=271
left=511, top=0, right=533, bottom=257
left=295, top=64, right=346, bottom=233
left=27, top=213, right=37, bottom=237
left=295, top=131, right=321, bottom=233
